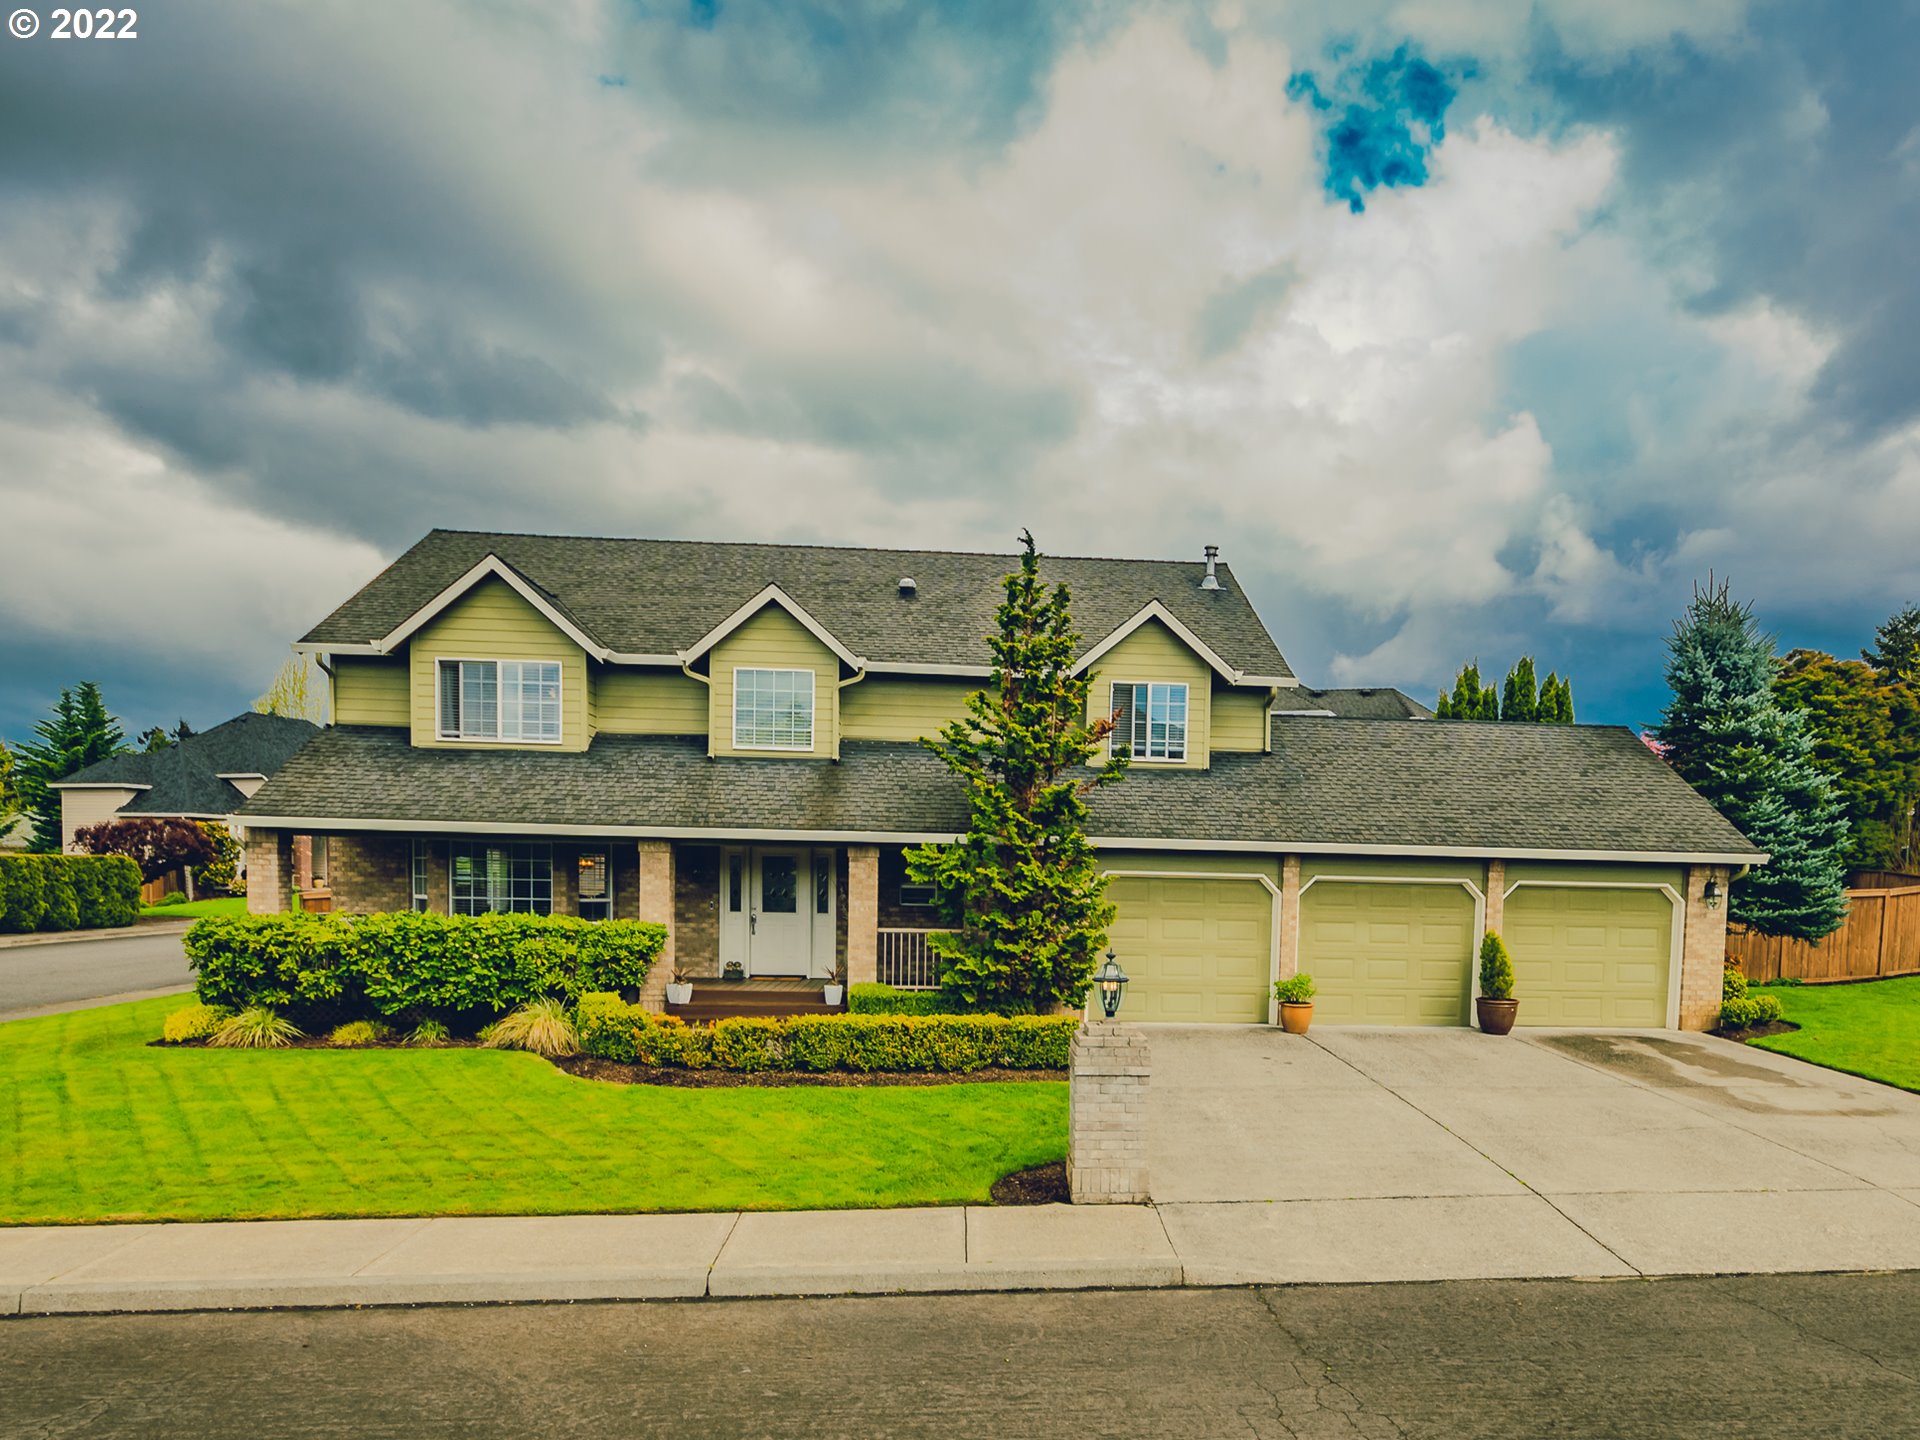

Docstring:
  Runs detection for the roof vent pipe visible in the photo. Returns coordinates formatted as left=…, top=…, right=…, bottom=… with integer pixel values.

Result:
left=899, top=577, right=917, bottom=597
left=1201, top=545, right=1221, bottom=591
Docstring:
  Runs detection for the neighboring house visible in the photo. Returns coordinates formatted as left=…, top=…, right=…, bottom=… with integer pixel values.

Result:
left=1278, top=687, right=1434, bottom=720
left=0, top=812, right=32, bottom=852
left=53, top=713, right=321, bottom=881
left=238, top=529, right=1762, bottom=1030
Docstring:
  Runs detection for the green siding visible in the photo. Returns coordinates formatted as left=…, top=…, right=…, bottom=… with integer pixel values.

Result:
left=841, top=676, right=976, bottom=741
left=332, top=657, right=409, bottom=728
left=595, top=667, right=708, bottom=735
left=1301, top=856, right=1488, bottom=886
left=1210, top=686, right=1270, bottom=753
left=408, top=577, right=591, bottom=752
left=708, top=607, right=841, bottom=759
left=1086, top=619, right=1213, bottom=770
left=1504, top=861, right=1685, bottom=891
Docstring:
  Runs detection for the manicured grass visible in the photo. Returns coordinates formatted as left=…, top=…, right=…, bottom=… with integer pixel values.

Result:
left=139, top=896, right=248, bottom=920
left=1750, top=975, right=1920, bottom=1092
left=0, top=997, right=1066, bottom=1225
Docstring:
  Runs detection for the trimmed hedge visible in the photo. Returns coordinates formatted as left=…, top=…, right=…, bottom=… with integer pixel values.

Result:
left=1720, top=964, right=1783, bottom=1030
left=847, top=982, right=963, bottom=1016
left=186, top=912, right=666, bottom=1025
left=578, top=994, right=1074, bottom=1073
left=0, top=854, right=142, bottom=933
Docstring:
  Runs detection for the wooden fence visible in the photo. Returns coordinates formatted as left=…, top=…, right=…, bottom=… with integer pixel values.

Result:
left=1727, top=887, right=1920, bottom=983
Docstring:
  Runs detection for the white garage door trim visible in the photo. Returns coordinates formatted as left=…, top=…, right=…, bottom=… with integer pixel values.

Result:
left=1503, top=880, right=1684, bottom=1030
left=1296, top=874, right=1488, bottom=1027
left=1103, top=870, right=1282, bottom=1025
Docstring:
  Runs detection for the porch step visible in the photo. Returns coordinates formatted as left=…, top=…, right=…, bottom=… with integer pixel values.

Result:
left=665, top=984, right=847, bottom=1023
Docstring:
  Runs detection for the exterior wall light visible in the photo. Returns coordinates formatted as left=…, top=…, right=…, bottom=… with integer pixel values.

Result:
left=1704, top=879, right=1721, bottom=909
left=1095, top=950, right=1129, bottom=1019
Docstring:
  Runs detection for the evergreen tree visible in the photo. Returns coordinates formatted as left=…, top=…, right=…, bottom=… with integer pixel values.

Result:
left=1777, top=648, right=1920, bottom=871
left=0, top=739, right=16, bottom=822
left=1538, top=673, right=1576, bottom=724
left=138, top=726, right=174, bottom=752
left=15, top=683, right=127, bottom=853
left=1435, top=661, right=1499, bottom=720
left=1500, top=657, right=1540, bottom=722
left=903, top=533, right=1126, bottom=1013
left=1656, top=579, right=1849, bottom=940
left=1864, top=604, right=1920, bottom=686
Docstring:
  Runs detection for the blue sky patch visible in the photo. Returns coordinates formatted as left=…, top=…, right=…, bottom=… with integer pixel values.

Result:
left=1288, top=45, right=1464, bottom=212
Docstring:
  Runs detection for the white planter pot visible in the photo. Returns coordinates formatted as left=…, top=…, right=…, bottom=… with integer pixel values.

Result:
left=664, top=982, right=693, bottom=1006
left=822, top=984, right=844, bottom=1007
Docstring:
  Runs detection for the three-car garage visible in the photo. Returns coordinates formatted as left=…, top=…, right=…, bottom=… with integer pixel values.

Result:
left=1100, top=859, right=1683, bottom=1029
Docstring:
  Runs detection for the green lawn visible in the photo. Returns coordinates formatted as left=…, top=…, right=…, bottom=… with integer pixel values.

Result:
left=139, top=896, right=248, bottom=920
left=1750, top=975, right=1920, bottom=1092
left=0, top=997, right=1066, bottom=1225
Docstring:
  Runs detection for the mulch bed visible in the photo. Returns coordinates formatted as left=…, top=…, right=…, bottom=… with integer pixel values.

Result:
left=550, top=1056, right=1066, bottom=1088
left=991, top=1161, right=1068, bottom=1205
left=1712, top=1019, right=1802, bottom=1042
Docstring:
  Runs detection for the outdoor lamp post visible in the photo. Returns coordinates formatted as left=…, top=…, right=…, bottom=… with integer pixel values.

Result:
left=1095, top=950, right=1129, bottom=1018
left=1704, top=879, right=1721, bottom=909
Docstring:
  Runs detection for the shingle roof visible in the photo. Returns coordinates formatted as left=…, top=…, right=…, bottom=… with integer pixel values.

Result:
left=59, top=713, right=321, bottom=818
left=299, top=529, right=1294, bottom=679
left=239, top=720, right=1760, bottom=860
left=1285, top=687, right=1434, bottom=720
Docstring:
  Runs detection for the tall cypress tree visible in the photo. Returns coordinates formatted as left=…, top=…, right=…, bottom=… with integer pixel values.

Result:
left=1435, top=661, right=1499, bottom=720
left=903, top=533, right=1127, bottom=1013
left=1864, top=604, right=1920, bottom=686
left=1501, top=657, right=1540, bottom=722
left=15, top=683, right=127, bottom=852
left=1656, top=579, right=1848, bottom=940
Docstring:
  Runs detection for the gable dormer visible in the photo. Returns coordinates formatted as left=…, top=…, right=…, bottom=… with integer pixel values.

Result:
left=408, top=575, right=592, bottom=751
left=683, top=585, right=860, bottom=760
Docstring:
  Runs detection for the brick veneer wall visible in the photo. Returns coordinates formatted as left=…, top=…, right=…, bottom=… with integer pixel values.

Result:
left=847, top=844, right=878, bottom=985
left=675, top=844, right=721, bottom=976
left=1068, top=1019, right=1151, bottom=1204
left=1483, top=858, right=1507, bottom=938
left=876, top=844, right=941, bottom=929
left=1679, top=863, right=1732, bottom=1030
left=328, top=834, right=410, bottom=915
left=637, top=840, right=675, bottom=1008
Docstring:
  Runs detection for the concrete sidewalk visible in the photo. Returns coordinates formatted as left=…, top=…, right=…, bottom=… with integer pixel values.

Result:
left=7, top=1184, right=1920, bottom=1316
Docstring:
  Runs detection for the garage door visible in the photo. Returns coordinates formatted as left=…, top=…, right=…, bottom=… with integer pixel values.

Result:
left=1105, top=875, right=1273, bottom=1022
left=1504, top=886, right=1673, bottom=1027
left=1299, top=881, right=1476, bottom=1025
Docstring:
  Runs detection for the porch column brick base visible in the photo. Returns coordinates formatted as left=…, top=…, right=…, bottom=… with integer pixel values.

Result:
left=1679, top=863, right=1731, bottom=1031
left=847, top=844, right=878, bottom=987
left=1068, top=1020, right=1150, bottom=1205
left=244, top=829, right=293, bottom=915
left=637, top=840, right=676, bottom=1010
left=1273, top=853, right=1301, bottom=1026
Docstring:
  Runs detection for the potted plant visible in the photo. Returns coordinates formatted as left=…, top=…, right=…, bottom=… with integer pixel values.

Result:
left=722, top=960, right=745, bottom=983
left=1476, top=931, right=1518, bottom=1035
left=1273, top=973, right=1315, bottom=1034
left=664, top=969, right=694, bottom=1006
left=821, top=976, right=845, bottom=1007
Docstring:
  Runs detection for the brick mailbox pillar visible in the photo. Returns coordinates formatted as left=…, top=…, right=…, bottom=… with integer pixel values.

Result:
left=1068, top=1019, right=1151, bottom=1204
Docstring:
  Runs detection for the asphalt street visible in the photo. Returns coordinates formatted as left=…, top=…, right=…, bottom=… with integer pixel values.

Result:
left=0, top=931, right=193, bottom=1020
left=5, top=1273, right=1918, bottom=1438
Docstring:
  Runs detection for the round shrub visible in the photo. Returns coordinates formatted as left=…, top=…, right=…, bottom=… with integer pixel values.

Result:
left=327, top=1020, right=392, bottom=1048
left=162, top=1003, right=229, bottom=1043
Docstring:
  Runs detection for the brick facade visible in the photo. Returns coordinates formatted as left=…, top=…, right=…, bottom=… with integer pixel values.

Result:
left=675, top=844, right=721, bottom=976
left=1068, top=1020, right=1151, bottom=1204
left=328, top=834, right=410, bottom=915
left=637, top=839, right=676, bottom=1008
left=1679, top=863, right=1732, bottom=1031
left=1483, top=858, right=1507, bottom=939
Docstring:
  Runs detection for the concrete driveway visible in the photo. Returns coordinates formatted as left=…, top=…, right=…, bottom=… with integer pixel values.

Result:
left=1149, top=1025, right=1920, bottom=1285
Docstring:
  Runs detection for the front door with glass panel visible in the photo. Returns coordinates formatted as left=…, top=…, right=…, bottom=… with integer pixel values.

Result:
left=748, top=848, right=810, bottom=976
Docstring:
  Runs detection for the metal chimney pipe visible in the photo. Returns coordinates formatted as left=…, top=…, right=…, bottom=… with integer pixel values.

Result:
left=1201, top=545, right=1221, bottom=590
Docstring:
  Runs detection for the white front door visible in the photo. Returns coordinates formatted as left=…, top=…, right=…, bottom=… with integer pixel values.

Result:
left=749, top=848, right=810, bottom=976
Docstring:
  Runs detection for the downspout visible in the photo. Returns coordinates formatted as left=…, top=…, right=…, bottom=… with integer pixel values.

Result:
left=679, top=656, right=714, bottom=759
left=835, top=666, right=869, bottom=762
left=1264, top=685, right=1278, bottom=753
left=316, top=653, right=336, bottom=727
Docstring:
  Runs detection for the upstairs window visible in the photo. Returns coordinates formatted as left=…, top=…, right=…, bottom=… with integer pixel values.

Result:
left=437, top=659, right=562, bottom=743
left=1113, top=681, right=1188, bottom=762
left=733, top=668, right=815, bottom=751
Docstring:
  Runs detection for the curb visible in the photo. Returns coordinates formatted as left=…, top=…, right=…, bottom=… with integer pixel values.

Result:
left=0, top=922, right=194, bottom=952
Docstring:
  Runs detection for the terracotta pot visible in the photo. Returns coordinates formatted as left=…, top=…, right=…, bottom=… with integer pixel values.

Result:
left=1279, top=1001, right=1313, bottom=1035
left=1476, top=997, right=1519, bottom=1036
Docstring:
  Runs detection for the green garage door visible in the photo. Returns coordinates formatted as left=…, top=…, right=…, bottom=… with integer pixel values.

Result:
left=1105, top=876, right=1273, bottom=1022
left=1504, top=887, right=1673, bottom=1027
left=1299, top=882, right=1476, bottom=1025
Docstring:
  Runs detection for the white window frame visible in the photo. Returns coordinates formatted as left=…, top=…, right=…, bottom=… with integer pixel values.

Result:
left=448, top=840, right=554, bottom=916
left=434, top=658, right=564, bottom=745
left=731, top=667, right=817, bottom=752
left=1112, top=680, right=1189, bottom=763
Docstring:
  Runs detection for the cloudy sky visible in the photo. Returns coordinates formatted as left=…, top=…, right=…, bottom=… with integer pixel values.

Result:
left=2, top=0, right=1917, bottom=740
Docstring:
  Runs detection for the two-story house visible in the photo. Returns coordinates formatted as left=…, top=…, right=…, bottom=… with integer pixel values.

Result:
left=238, top=530, right=1762, bottom=1030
